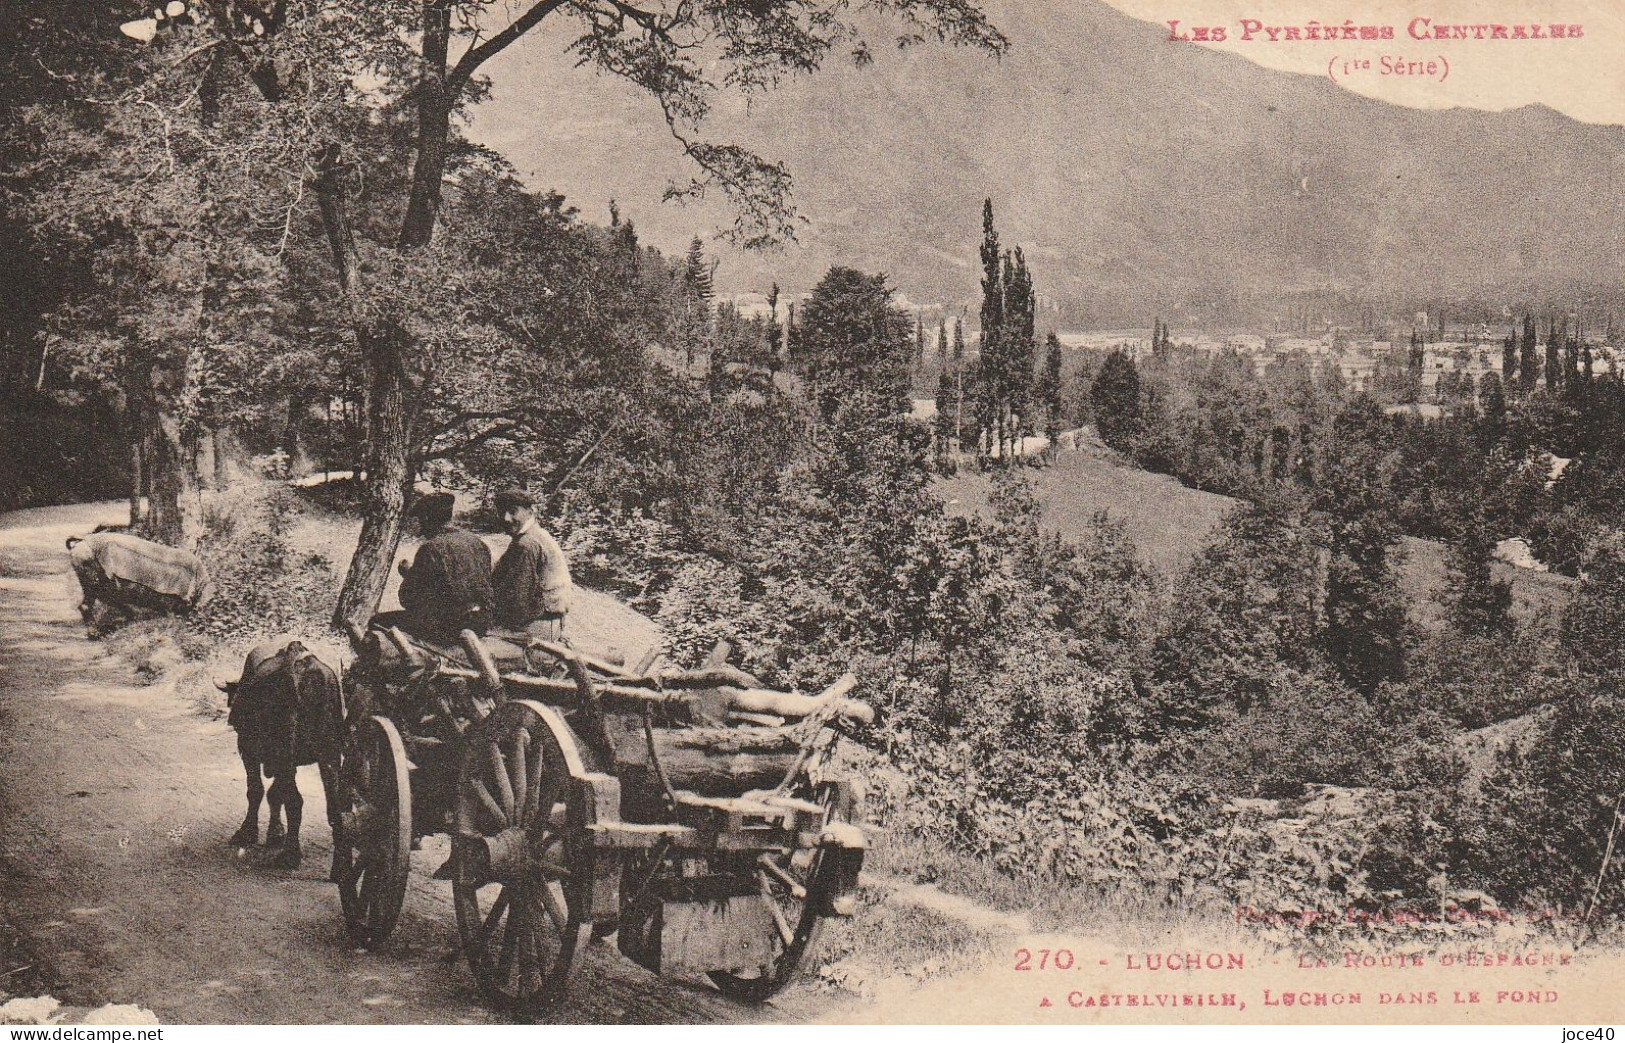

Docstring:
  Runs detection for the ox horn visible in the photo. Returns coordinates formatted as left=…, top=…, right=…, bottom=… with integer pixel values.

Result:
left=214, top=678, right=232, bottom=692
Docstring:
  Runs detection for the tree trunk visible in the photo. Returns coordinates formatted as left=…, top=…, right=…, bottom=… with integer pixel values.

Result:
left=129, top=435, right=145, bottom=527
left=196, top=430, right=214, bottom=491
left=140, top=355, right=202, bottom=550
left=398, top=0, right=451, bottom=250
left=212, top=426, right=230, bottom=487
left=331, top=324, right=414, bottom=629
left=285, top=392, right=304, bottom=470
left=398, top=95, right=449, bottom=248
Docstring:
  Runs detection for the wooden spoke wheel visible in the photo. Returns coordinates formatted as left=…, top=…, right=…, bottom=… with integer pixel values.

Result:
left=708, top=783, right=848, bottom=1003
left=335, top=715, right=413, bottom=949
left=452, top=700, right=590, bottom=1013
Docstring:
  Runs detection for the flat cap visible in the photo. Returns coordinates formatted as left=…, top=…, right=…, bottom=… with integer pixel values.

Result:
left=494, top=487, right=535, bottom=511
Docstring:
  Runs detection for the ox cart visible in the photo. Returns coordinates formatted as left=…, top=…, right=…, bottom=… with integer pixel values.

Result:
left=335, top=623, right=872, bottom=1013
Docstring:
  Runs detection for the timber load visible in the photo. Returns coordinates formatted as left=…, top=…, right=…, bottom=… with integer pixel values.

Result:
left=335, top=622, right=873, bottom=1012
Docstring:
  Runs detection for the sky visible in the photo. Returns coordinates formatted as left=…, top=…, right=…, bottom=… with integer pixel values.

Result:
left=1099, top=0, right=1625, bottom=125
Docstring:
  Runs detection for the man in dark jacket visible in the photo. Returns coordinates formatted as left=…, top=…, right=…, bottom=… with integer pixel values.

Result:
left=490, top=487, right=572, bottom=642
left=392, top=491, right=495, bottom=644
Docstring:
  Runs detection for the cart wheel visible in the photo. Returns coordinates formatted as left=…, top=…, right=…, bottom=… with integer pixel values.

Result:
left=335, top=715, right=413, bottom=949
left=452, top=700, right=590, bottom=1013
left=707, top=783, right=848, bottom=1003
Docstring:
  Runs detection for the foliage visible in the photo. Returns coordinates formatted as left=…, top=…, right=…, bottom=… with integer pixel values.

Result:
left=967, top=201, right=1038, bottom=459
left=1314, top=398, right=1411, bottom=692
left=189, top=482, right=340, bottom=641
left=1145, top=497, right=1323, bottom=736
left=1090, top=349, right=1141, bottom=452
left=1559, top=533, right=1625, bottom=677
left=791, top=268, right=915, bottom=421
left=1462, top=677, right=1625, bottom=916
left=1441, top=513, right=1513, bottom=636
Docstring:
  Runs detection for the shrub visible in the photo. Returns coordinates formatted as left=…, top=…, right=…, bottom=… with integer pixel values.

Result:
left=189, top=481, right=340, bottom=642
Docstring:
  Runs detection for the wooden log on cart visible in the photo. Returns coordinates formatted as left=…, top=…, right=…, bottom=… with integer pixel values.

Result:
left=611, top=673, right=868, bottom=799
left=429, top=659, right=871, bottom=726
left=525, top=640, right=761, bottom=692
left=458, top=629, right=503, bottom=692
left=604, top=717, right=802, bottom=798
left=724, top=675, right=871, bottom=724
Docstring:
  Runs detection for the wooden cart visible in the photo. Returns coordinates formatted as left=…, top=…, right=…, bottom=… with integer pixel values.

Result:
left=335, top=624, right=871, bottom=1013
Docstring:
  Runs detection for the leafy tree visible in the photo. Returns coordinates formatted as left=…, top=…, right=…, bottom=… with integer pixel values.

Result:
left=54, top=0, right=1005, bottom=625
left=1313, top=398, right=1411, bottom=692
left=1037, top=332, right=1064, bottom=456
left=999, top=247, right=1037, bottom=455
left=763, top=281, right=784, bottom=373
left=675, top=236, right=716, bottom=365
left=792, top=267, right=914, bottom=420
left=1149, top=495, right=1323, bottom=733
left=1406, top=329, right=1424, bottom=404
left=933, top=368, right=956, bottom=465
left=970, top=201, right=1038, bottom=459
left=1441, top=512, right=1513, bottom=637
left=1560, top=533, right=1625, bottom=677
left=1545, top=318, right=1565, bottom=394
left=1090, top=348, right=1141, bottom=453
left=976, top=199, right=1002, bottom=454
left=1478, top=372, right=1507, bottom=450
left=1519, top=315, right=1541, bottom=393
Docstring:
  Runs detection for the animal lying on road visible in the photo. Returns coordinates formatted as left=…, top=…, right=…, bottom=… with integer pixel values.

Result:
left=217, top=639, right=345, bottom=878
left=65, top=531, right=210, bottom=633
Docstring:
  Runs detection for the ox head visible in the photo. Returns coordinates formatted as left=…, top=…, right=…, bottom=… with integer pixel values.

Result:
left=216, top=638, right=304, bottom=707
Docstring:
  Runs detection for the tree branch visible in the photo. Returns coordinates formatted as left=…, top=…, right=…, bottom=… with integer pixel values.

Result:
left=419, top=421, right=529, bottom=461
left=448, top=0, right=569, bottom=90
left=422, top=409, right=529, bottom=440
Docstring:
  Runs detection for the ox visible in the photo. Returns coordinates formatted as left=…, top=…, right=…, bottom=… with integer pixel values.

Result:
left=217, top=639, right=345, bottom=878
left=65, top=531, right=210, bottom=632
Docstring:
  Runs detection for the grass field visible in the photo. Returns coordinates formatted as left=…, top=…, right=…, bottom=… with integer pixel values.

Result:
left=936, top=449, right=1238, bottom=579
left=936, top=443, right=1573, bottom=628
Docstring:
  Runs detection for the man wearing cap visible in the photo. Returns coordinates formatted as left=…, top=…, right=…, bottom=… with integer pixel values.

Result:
left=391, top=491, right=495, bottom=644
left=491, top=487, right=573, bottom=642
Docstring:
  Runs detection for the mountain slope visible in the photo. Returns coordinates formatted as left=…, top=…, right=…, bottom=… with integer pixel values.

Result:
left=474, top=0, right=1625, bottom=313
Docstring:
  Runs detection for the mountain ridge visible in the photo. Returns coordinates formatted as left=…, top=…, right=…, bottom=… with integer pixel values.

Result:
left=473, top=0, right=1625, bottom=318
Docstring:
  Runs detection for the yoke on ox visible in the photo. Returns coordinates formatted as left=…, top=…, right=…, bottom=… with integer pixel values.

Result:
left=65, top=531, right=209, bottom=633
left=217, top=639, right=345, bottom=878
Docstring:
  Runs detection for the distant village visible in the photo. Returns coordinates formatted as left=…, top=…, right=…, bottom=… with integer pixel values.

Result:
left=1055, top=322, right=1622, bottom=413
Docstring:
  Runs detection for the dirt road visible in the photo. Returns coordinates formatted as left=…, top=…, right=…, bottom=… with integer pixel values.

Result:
left=0, top=503, right=810, bottom=1024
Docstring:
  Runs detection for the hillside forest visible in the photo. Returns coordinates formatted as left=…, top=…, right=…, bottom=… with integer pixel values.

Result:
left=4, top=1, right=1625, bottom=940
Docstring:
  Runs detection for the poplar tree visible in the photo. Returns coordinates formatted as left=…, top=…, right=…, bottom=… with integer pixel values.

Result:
left=1519, top=315, right=1540, bottom=393
left=1545, top=317, right=1565, bottom=394
left=765, top=281, right=782, bottom=373
left=934, top=367, right=955, bottom=463
left=1039, top=331, right=1064, bottom=455
left=1000, top=247, right=1036, bottom=456
left=1407, top=329, right=1424, bottom=403
left=977, top=199, right=1003, bottom=456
